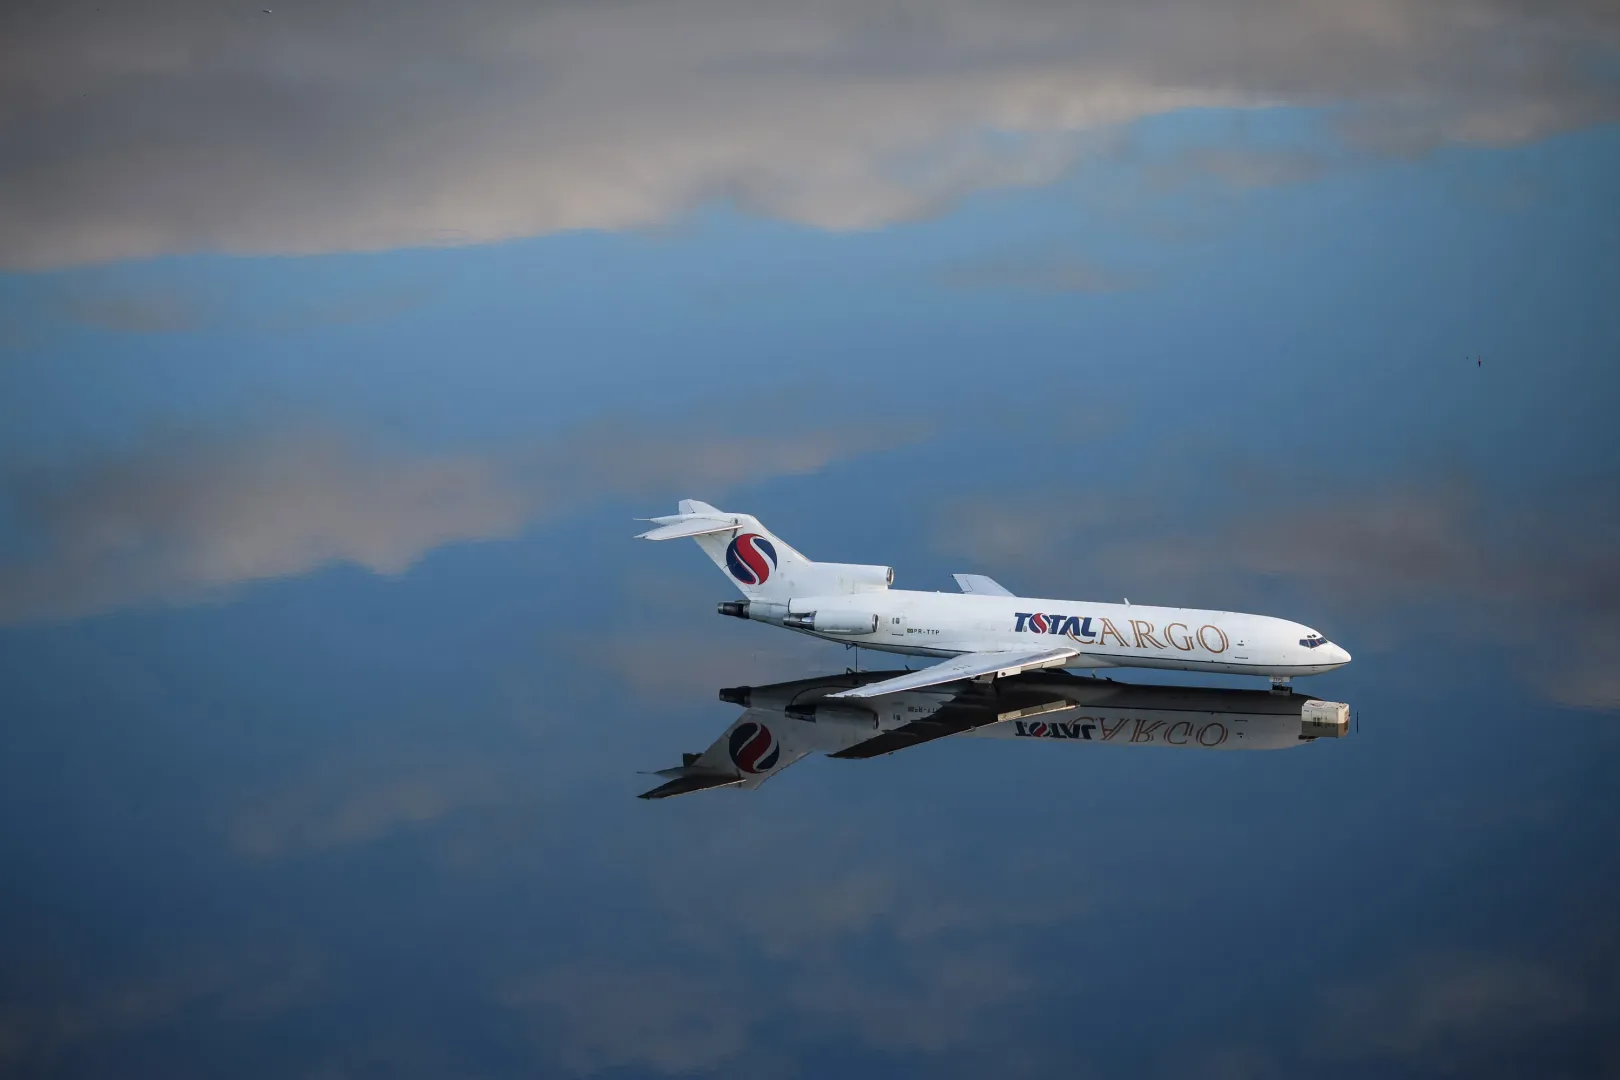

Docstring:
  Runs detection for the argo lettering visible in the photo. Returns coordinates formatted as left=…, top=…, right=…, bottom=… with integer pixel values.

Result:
left=1014, top=612, right=1230, bottom=654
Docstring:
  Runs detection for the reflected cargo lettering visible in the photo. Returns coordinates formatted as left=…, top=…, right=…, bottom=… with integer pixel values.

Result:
left=1012, top=716, right=1230, bottom=747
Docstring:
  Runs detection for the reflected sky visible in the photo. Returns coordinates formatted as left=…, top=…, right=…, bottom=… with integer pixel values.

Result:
left=2, top=3, right=1619, bottom=1077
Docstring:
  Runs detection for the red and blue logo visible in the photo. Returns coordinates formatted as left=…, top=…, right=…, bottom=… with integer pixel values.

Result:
left=725, top=533, right=777, bottom=586
left=728, top=721, right=780, bottom=773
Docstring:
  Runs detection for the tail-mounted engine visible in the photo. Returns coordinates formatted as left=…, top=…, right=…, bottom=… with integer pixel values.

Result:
left=716, top=601, right=876, bottom=635
left=816, top=563, right=893, bottom=592
left=782, top=611, right=878, bottom=635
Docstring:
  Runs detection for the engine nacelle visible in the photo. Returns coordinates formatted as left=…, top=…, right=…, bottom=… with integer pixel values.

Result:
left=782, top=610, right=878, bottom=635
left=784, top=702, right=878, bottom=729
left=716, top=600, right=789, bottom=624
left=816, top=563, right=894, bottom=593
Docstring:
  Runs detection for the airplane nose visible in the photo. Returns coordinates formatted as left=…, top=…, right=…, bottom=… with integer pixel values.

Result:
left=1330, top=644, right=1352, bottom=666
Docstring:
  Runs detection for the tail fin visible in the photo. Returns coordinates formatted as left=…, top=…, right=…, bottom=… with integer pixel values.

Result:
left=637, top=707, right=821, bottom=798
left=636, top=499, right=892, bottom=600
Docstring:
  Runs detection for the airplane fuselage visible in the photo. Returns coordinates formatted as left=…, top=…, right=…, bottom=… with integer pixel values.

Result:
left=639, top=500, right=1351, bottom=687
left=736, top=590, right=1352, bottom=679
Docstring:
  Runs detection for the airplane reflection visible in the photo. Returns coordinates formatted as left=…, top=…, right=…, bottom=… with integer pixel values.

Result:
left=639, top=670, right=1351, bottom=798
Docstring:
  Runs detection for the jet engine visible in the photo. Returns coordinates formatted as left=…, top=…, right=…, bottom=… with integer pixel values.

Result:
left=784, top=701, right=879, bottom=729
left=782, top=611, right=879, bottom=635
left=816, top=563, right=894, bottom=592
left=716, top=600, right=788, bottom=622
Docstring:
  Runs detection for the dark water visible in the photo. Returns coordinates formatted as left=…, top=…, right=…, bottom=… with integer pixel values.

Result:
left=4, top=423, right=1616, bottom=1077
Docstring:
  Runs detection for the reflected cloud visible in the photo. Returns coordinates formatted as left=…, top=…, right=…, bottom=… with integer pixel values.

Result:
left=1154, top=144, right=1336, bottom=191
left=228, top=748, right=525, bottom=859
left=0, top=949, right=323, bottom=1074
left=289, top=282, right=439, bottom=330
left=0, top=428, right=529, bottom=624
left=1311, top=951, right=1604, bottom=1071
left=502, top=967, right=752, bottom=1076
left=939, top=254, right=1139, bottom=294
left=1159, top=933, right=1620, bottom=1077
left=5, top=277, right=442, bottom=339
left=46, top=283, right=202, bottom=334
left=0, top=411, right=919, bottom=624
left=2, top=1, right=1617, bottom=267
left=662, top=842, right=1077, bottom=956
left=582, top=632, right=830, bottom=701
left=475, top=678, right=1100, bottom=1075
left=500, top=826, right=1079, bottom=1075
left=787, top=947, right=1029, bottom=1056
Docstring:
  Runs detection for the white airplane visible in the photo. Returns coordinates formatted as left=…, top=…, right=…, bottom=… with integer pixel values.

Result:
left=637, top=499, right=1351, bottom=699
left=639, top=669, right=1351, bottom=798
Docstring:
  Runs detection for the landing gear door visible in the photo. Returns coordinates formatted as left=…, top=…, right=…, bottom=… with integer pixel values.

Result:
left=885, top=614, right=907, bottom=638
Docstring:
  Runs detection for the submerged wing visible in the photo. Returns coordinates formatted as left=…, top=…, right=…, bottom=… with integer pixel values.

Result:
left=832, top=692, right=1072, bottom=759
left=825, top=646, right=1079, bottom=699
left=952, top=573, right=1014, bottom=597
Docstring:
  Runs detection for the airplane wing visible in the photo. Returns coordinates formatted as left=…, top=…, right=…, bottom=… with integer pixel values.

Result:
left=952, top=573, right=1014, bottom=597
left=824, top=645, right=1079, bottom=699
left=831, top=692, right=1072, bottom=759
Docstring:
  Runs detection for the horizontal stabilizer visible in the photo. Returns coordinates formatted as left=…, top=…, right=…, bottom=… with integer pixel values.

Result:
left=952, top=573, right=1014, bottom=597
left=825, top=646, right=1079, bottom=699
left=635, top=515, right=740, bottom=541
left=637, top=771, right=744, bottom=799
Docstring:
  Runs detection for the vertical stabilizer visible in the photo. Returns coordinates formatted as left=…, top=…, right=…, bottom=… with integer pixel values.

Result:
left=636, top=500, right=894, bottom=599
left=637, top=708, right=823, bottom=797
left=634, top=502, right=816, bottom=601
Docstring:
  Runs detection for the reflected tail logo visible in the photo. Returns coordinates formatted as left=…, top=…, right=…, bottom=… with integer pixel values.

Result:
left=728, top=721, right=780, bottom=773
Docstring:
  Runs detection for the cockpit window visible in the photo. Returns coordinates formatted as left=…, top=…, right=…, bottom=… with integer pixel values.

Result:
left=1299, top=634, right=1331, bottom=649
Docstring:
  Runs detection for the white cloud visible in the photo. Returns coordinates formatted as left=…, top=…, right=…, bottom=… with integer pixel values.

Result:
left=1, top=0, right=1615, bottom=267
left=0, top=413, right=921, bottom=624
left=0, top=428, right=530, bottom=623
